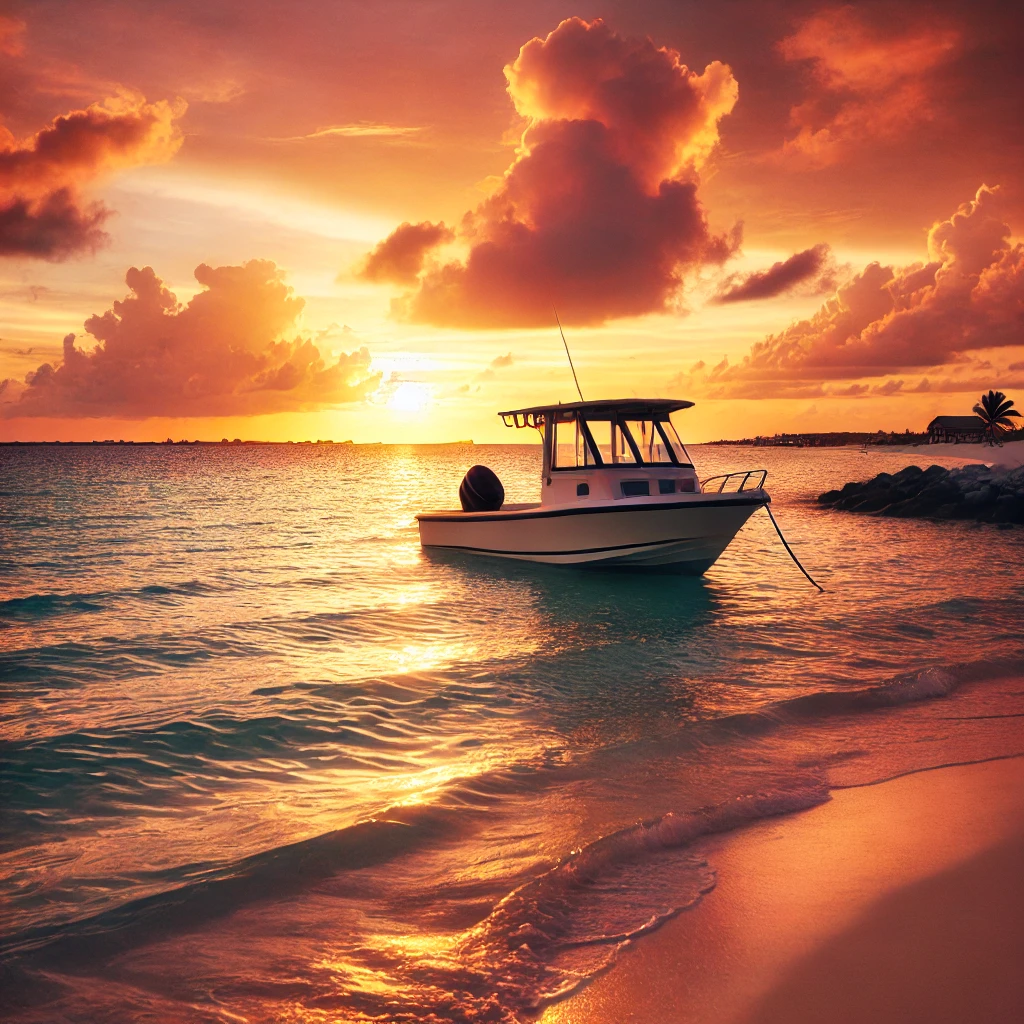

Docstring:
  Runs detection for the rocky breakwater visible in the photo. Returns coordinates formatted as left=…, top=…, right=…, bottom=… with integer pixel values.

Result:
left=818, top=463, right=1024, bottom=525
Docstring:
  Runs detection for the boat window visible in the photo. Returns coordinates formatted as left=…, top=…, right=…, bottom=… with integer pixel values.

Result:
left=621, top=480, right=650, bottom=497
left=578, top=419, right=604, bottom=466
left=552, top=413, right=605, bottom=468
left=617, top=419, right=678, bottom=465
left=551, top=415, right=579, bottom=469
left=583, top=419, right=612, bottom=465
left=550, top=411, right=692, bottom=468
left=610, top=421, right=639, bottom=464
left=658, top=418, right=693, bottom=467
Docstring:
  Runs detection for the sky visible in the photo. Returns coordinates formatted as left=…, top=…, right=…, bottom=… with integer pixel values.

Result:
left=1, top=0, right=1022, bottom=443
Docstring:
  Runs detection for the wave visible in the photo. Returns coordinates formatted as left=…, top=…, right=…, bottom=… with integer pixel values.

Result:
left=2, top=655, right=1020, bottom=1020
left=438, top=785, right=829, bottom=1017
left=652, top=658, right=1023, bottom=755
left=0, top=581, right=225, bottom=625
left=0, top=599, right=480, bottom=692
left=0, top=594, right=105, bottom=620
left=1, top=804, right=456, bottom=960
left=2, top=782, right=826, bottom=1023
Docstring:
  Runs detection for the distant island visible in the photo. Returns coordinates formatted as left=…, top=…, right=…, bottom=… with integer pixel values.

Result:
left=0, top=438, right=357, bottom=446
left=707, top=430, right=929, bottom=447
left=0, top=436, right=360, bottom=444
left=0, top=438, right=479, bottom=446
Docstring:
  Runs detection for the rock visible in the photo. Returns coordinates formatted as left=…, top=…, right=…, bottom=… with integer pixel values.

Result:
left=963, top=485, right=994, bottom=506
left=916, top=483, right=961, bottom=507
left=818, top=463, right=1022, bottom=527
left=991, top=495, right=1024, bottom=524
left=892, top=465, right=924, bottom=483
left=850, top=490, right=897, bottom=513
left=885, top=497, right=930, bottom=517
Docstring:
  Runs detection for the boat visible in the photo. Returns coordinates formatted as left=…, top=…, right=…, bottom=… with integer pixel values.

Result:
left=416, top=398, right=770, bottom=573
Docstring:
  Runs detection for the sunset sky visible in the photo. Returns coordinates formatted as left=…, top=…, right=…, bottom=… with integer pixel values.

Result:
left=1, top=0, right=1022, bottom=443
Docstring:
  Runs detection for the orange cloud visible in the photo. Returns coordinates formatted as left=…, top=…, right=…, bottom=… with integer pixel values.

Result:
left=705, top=186, right=1024, bottom=394
left=714, top=243, right=837, bottom=302
left=363, top=17, right=739, bottom=327
left=0, top=92, right=184, bottom=259
left=357, top=220, right=454, bottom=285
left=777, top=6, right=959, bottom=167
left=0, top=260, right=380, bottom=418
left=0, top=187, right=107, bottom=258
left=0, top=15, right=25, bottom=57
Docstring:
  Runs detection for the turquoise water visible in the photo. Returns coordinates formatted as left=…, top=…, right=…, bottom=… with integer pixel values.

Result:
left=1, top=443, right=1022, bottom=1022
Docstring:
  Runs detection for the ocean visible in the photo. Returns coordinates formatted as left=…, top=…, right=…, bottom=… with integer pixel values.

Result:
left=1, top=442, right=1022, bottom=1022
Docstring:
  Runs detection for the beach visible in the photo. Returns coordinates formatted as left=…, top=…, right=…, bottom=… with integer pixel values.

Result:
left=544, top=753, right=1024, bottom=1024
left=881, top=438, right=1024, bottom=468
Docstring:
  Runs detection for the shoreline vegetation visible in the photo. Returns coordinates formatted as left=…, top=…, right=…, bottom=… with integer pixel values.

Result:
left=819, top=462, right=1024, bottom=525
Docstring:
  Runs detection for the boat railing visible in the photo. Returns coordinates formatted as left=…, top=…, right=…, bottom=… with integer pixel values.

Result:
left=700, top=469, right=768, bottom=493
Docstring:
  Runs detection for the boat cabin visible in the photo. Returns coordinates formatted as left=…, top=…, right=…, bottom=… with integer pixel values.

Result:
left=498, top=398, right=699, bottom=505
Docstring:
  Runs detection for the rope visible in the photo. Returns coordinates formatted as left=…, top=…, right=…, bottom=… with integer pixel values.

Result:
left=763, top=504, right=824, bottom=592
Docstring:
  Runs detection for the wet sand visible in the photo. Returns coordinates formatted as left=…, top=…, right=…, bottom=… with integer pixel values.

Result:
left=542, top=755, right=1024, bottom=1024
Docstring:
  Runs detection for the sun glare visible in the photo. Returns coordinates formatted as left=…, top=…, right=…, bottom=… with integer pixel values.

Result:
left=386, top=381, right=432, bottom=413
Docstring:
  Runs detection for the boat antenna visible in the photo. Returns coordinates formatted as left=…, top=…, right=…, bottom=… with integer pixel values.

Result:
left=553, top=307, right=584, bottom=402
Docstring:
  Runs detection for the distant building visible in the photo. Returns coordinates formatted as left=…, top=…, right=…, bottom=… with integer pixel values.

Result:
left=927, top=415, right=986, bottom=443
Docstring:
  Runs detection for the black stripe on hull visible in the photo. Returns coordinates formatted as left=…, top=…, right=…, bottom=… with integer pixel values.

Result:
left=422, top=535, right=732, bottom=558
left=416, top=494, right=769, bottom=524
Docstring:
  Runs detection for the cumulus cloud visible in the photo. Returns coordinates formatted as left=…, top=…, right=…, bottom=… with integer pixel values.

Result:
left=357, top=220, right=454, bottom=284
left=473, top=351, right=515, bottom=385
left=832, top=383, right=869, bottom=397
left=0, top=187, right=108, bottom=258
left=714, top=243, right=837, bottom=302
left=0, top=92, right=185, bottom=259
left=362, top=17, right=739, bottom=327
left=0, top=260, right=380, bottom=418
left=777, top=6, right=959, bottom=167
left=705, top=186, right=1024, bottom=395
left=908, top=374, right=1024, bottom=394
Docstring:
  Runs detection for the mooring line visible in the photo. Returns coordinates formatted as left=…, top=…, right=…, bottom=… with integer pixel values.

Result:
left=763, top=504, right=824, bottom=592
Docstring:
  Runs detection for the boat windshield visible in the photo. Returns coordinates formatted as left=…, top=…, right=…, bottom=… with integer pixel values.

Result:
left=551, top=413, right=692, bottom=468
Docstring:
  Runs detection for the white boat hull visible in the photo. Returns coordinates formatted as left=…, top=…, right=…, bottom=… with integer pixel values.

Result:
left=417, top=492, right=768, bottom=573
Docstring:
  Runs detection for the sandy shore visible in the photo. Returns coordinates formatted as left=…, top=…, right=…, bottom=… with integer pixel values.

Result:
left=542, top=756, right=1024, bottom=1024
left=879, top=438, right=1024, bottom=468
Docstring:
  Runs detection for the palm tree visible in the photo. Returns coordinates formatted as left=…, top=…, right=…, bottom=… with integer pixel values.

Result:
left=972, top=390, right=1021, bottom=446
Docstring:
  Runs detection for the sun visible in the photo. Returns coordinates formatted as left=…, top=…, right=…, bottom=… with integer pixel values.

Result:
left=387, top=380, right=432, bottom=413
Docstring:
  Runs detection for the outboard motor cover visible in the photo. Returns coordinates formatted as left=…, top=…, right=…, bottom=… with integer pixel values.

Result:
left=459, top=465, right=505, bottom=512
